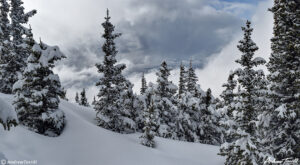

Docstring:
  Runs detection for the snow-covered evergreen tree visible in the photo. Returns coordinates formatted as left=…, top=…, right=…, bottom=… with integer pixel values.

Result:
left=13, top=31, right=66, bottom=136
left=262, top=0, right=300, bottom=160
left=92, top=96, right=96, bottom=106
left=0, top=0, right=11, bottom=93
left=132, top=94, right=145, bottom=132
left=140, top=99, right=156, bottom=148
left=177, top=90, right=199, bottom=142
left=218, top=72, right=237, bottom=143
left=219, top=20, right=267, bottom=165
left=220, top=72, right=237, bottom=112
left=198, top=88, right=222, bottom=145
left=140, top=72, right=147, bottom=95
left=187, top=61, right=198, bottom=96
left=134, top=82, right=158, bottom=133
left=79, top=88, right=89, bottom=107
left=60, top=87, right=68, bottom=101
left=75, top=92, right=79, bottom=103
left=94, top=9, right=135, bottom=133
left=178, top=62, right=187, bottom=97
left=154, top=61, right=178, bottom=139
left=0, top=0, right=36, bottom=94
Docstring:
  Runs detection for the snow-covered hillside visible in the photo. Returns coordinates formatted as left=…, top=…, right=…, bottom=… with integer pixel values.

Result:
left=0, top=93, right=224, bottom=165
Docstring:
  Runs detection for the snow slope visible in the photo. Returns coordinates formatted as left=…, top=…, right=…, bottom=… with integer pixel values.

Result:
left=0, top=93, right=224, bottom=165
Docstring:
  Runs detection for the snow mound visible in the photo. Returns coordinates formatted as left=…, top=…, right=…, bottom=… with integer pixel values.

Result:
left=0, top=94, right=17, bottom=130
left=0, top=94, right=224, bottom=165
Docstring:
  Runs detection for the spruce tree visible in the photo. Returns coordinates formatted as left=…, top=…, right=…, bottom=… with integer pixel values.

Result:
left=140, top=99, right=156, bottom=148
left=218, top=72, right=238, bottom=143
left=140, top=72, right=147, bottom=95
left=0, top=0, right=10, bottom=93
left=13, top=31, right=66, bottom=136
left=92, top=96, right=96, bottom=106
left=60, top=87, right=68, bottom=101
left=264, top=0, right=300, bottom=160
left=187, top=61, right=198, bottom=96
left=79, top=88, right=89, bottom=107
left=94, top=9, right=136, bottom=133
left=198, top=88, right=222, bottom=145
left=75, top=92, right=79, bottom=103
left=219, top=21, right=267, bottom=165
left=0, top=0, right=36, bottom=94
left=177, top=90, right=200, bottom=142
left=178, top=62, right=187, bottom=98
left=154, top=61, right=178, bottom=139
left=220, top=72, right=237, bottom=112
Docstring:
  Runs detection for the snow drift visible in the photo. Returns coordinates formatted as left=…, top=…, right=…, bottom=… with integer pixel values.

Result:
left=0, top=93, right=224, bottom=165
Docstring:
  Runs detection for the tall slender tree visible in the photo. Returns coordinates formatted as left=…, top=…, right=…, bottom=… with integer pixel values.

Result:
left=94, top=9, right=135, bottom=133
left=219, top=21, right=267, bottom=165
left=263, top=0, right=300, bottom=160
left=75, top=92, right=79, bottom=103
left=79, top=88, right=89, bottom=107
left=0, top=0, right=11, bottom=93
left=140, top=99, right=156, bottom=148
left=140, top=72, right=147, bottom=95
left=154, top=61, right=178, bottom=139
left=178, top=62, right=187, bottom=97
left=187, top=61, right=198, bottom=95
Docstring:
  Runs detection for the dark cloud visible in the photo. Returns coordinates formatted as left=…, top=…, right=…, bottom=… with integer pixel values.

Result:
left=56, top=0, right=244, bottom=75
left=25, top=0, right=253, bottom=100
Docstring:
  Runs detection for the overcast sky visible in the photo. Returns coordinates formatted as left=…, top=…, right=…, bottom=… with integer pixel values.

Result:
left=23, top=0, right=273, bottom=103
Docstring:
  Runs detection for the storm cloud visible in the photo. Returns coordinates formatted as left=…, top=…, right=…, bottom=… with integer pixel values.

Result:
left=23, top=0, right=258, bottom=101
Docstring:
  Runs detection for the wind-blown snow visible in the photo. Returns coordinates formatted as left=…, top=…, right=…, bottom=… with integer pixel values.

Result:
left=0, top=94, right=224, bottom=165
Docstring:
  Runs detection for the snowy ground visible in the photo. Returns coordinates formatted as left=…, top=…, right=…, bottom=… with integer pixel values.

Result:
left=0, top=93, right=224, bottom=165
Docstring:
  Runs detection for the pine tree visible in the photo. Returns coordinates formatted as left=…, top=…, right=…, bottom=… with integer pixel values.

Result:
left=92, top=96, right=96, bottom=106
left=140, top=99, right=156, bottom=148
left=219, top=20, right=267, bottom=165
left=263, top=0, right=300, bottom=160
left=154, top=61, right=178, bottom=139
left=75, top=92, right=79, bottom=103
left=0, top=0, right=11, bottom=93
left=176, top=90, right=200, bottom=142
left=79, top=88, right=89, bottom=107
left=220, top=72, right=237, bottom=112
left=13, top=31, right=66, bottom=136
left=140, top=72, right=147, bottom=95
left=135, top=82, right=157, bottom=133
left=198, top=88, right=222, bottom=145
left=187, top=61, right=198, bottom=96
left=0, top=0, right=36, bottom=94
left=218, top=71, right=237, bottom=143
left=60, top=87, right=68, bottom=101
left=178, top=62, right=187, bottom=98
left=94, top=9, right=136, bottom=133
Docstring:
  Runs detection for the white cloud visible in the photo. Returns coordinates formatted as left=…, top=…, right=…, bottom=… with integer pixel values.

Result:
left=130, top=0, right=273, bottom=98
left=195, top=0, right=273, bottom=96
left=22, top=0, right=273, bottom=102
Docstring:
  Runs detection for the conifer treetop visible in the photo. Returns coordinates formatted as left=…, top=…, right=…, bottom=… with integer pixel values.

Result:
left=235, top=20, right=265, bottom=68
